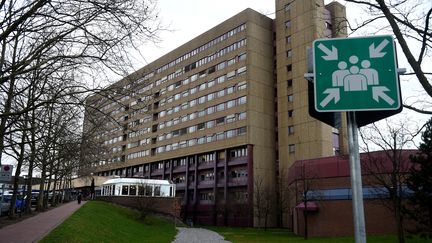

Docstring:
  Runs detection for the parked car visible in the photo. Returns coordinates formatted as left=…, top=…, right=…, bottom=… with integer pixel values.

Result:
left=0, top=198, right=9, bottom=216
left=0, top=193, right=25, bottom=215
left=23, top=192, right=39, bottom=207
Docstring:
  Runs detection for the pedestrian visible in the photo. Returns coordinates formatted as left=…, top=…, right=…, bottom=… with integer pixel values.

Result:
left=77, top=192, right=82, bottom=204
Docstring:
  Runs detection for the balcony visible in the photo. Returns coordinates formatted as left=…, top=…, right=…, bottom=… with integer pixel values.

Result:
left=228, top=177, right=248, bottom=187
left=197, top=180, right=215, bottom=189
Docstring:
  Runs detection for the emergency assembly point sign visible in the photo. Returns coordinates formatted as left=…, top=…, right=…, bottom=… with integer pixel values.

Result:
left=313, top=35, right=401, bottom=112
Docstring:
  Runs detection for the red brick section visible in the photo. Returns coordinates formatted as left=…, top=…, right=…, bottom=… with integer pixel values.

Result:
left=288, top=149, right=418, bottom=237
left=97, top=196, right=182, bottom=219
left=294, top=200, right=400, bottom=237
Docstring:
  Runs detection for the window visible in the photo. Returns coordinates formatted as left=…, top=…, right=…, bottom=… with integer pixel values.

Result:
left=181, top=103, right=188, bottom=110
left=237, top=81, right=247, bottom=90
left=199, top=83, right=206, bottom=91
left=216, top=117, right=225, bottom=126
left=285, top=21, right=291, bottom=28
left=238, top=126, right=246, bottom=135
left=227, top=58, right=236, bottom=66
left=238, top=112, right=247, bottom=120
left=208, top=80, right=215, bottom=88
left=207, top=93, right=215, bottom=101
left=288, top=94, right=293, bottom=102
left=217, top=75, right=226, bottom=84
left=198, top=96, right=206, bottom=104
left=121, top=185, right=129, bottom=195
left=288, top=110, right=294, bottom=117
left=189, top=112, right=196, bottom=120
left=216, top=103, right=225, bottom=111
left=154, top=186, right=161, bottom=196
left=286, top=35, right=291, bottom=44
left=226, top=129, right=236, bottom=138
left=289, top=144, right=295, bottom=153
left=287, top=64, right=292, bottom=72
left=188, top=125, right=196, bottom=133
left=207, top=106, right=215, bottom=114
left=238, top=53, right=246, bottom=61
left=190, top=74, right=198, bottom=82
left=197, top=137, right=205, bottom=144
left=227, top=71, right=236, bottom=80
left=238, top=96, right=247, bottom=105
left=284, top=3, right=290, bottom=12
left=287, top=79, right=293, bottom=87
left=287, top=50, right=292, bottom=58
left=227, top=86, right=234, bottom=94
left=130, top=185, right=137, bottom=196
left=206, top=134, right=214, bottom=143
left=197, top=123, right=205, bottom=130
left=216, top=132, right=225, bottom=140
left=188, top=139, right=196, bottom=146
left=189, top=99, right=197, bottom=107
left=288, top=125, right=295, bottom=134
left=217, top=61, right=226, bottom=70
left=227, top=100, right=235, bottom=109
left=206, top=120, right=215, bottom=128
left=208, top=66, right=216, bottom=74
left=173, top=130, right=180, bottom=137
left=237, top=66, right=247, bottom=75
left=198, top=110, right=205, bottom=117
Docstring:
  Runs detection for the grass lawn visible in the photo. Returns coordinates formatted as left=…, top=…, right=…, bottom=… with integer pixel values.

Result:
left=207, top=226, right=431, bottom=243
left=40, top=201, right=176, bottom=243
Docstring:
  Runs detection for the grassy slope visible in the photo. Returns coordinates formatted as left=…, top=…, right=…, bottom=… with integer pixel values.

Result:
left=207, top=226, right=431, bottom=243
left=40, top=201, right=176, bottom=243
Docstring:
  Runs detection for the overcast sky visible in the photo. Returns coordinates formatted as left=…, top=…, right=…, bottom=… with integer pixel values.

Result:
left=135, top=0, right=276, bottom=65
left=135, top=0, right=429, bottom=144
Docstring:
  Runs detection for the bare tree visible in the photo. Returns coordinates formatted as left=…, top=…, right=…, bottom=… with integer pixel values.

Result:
left=253, top=176, right=274, bottom=230
left=276, top=168, right=291, bottom=228
left=342, top=0, right=431, bottom=115
left=0, top=0, right=162, bottom=167
left=359, top=118, right=421, bottom=243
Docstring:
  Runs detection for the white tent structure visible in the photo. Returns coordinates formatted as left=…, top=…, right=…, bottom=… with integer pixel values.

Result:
left=100, top=178, right=176, bottom=197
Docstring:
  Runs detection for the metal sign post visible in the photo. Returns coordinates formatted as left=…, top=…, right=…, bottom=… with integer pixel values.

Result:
left=347, top=112, right=366, bottom=243
left=309, top=35, right=404, bottom=243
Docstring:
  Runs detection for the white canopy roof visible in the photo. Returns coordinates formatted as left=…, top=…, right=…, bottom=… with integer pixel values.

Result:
left=102, top=178, right=173, bottom=185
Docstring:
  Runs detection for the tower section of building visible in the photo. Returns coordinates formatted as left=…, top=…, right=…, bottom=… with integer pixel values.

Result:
left=274, top=0, right=348, bottom=182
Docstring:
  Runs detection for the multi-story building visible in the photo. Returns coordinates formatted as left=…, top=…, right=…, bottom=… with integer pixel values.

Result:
left=83, top=0, right=347, bottom=227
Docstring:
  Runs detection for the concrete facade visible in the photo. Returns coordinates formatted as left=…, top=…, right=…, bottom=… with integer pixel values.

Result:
left=83, top=1, right=348, bottom=227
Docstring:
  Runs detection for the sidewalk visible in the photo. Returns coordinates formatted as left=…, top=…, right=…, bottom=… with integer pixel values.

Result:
left=172, top=227, right=231, bottom=243
left=0, top=201, right=86, bottom=243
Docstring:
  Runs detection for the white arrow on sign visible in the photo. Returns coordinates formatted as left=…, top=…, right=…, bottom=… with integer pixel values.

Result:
left=372, top=86, right=395, bottom=105
left=320, top=88, right=340, bottom=107
left=369, top=39, right=389, bottom=58
left=318, top=43, right=338, bottom=61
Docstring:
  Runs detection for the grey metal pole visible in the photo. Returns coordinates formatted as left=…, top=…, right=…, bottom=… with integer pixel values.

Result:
left=347, top=112, right=367, bottom=243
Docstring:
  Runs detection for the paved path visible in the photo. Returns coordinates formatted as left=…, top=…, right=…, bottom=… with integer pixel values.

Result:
left=172, top=227, right=231, bottom=243
left=0, top=201, right=85, bottom=243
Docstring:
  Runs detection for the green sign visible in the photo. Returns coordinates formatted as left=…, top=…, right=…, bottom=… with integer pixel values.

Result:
left=313, top=35, right=400, bottom=112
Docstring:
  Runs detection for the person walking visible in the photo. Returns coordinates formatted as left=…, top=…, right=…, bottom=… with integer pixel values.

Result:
left=77, top=192, right=82, bottom=204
